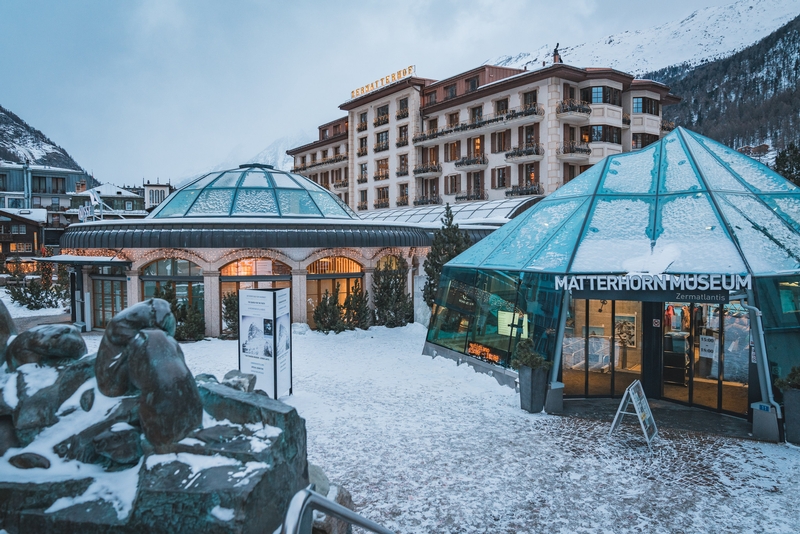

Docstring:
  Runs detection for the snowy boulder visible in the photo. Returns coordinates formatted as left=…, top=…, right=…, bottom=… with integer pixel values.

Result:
left=0, top=299, right=17, bottom=364
left=222, top=370, right=257, bottom=393
left=5, top=324, right=86, bottom=372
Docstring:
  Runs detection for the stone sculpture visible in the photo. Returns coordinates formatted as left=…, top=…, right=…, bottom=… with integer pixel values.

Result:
left=5, top=324, right=86, bottom=371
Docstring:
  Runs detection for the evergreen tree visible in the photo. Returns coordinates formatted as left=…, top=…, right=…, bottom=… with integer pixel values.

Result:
left=372, top=256, right=413, bottom=327
left=343, top=280, right=370, bottom=330
left=313, top=283, right=345, bottom=334
left=422, top=204, right=471, bottom=308
left=221, top=291, right=239, bottom=339
left=38, top=246, right=54, bottom=290
left=774, top=142, right=800, bottom=187
left=175, top=303, right=206, bottom=341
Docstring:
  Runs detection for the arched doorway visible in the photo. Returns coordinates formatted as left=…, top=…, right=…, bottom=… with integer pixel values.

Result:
left=306, top=256, right=363, bottom=329
left=141, top=258, right=205, bottom=312
left=219, top=257, right=292, bottom=333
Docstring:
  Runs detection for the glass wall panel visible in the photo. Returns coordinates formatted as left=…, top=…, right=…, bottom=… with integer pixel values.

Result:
left=613, top=301, right=642, bottom=396
left=663, top=301, right=691, bottom=403
left=562, top=296, right=585, bottom=396
left=464, top=270, right=520, bottom=366
left=721, top=301, right=750, bottom=415
left=587, top=299, right=612, bottom=395
left=427, top=268, right=478, bottom=356
left=755, top=276, right=800, bottom=387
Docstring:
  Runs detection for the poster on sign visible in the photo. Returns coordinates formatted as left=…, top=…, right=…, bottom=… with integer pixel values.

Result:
left=238, top=288, right=293, bottom=399
left=609, top=379, right=658, bottom=451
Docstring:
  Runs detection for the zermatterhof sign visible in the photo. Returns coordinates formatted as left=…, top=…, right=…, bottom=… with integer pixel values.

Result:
left=557, top=273, right=752, bottom=304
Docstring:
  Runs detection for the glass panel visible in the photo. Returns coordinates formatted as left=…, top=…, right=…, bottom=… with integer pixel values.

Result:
left=464, top=270, right=519, bottom=367
left=232, top=189, right=278, bottom=215
left=154, top=190, right=201, bottom=217
left=158, top=259, right=172, bottom=276
left=271, top=173, right=303, bottom=189
left=426, top=268, right=476, bottom=356
left=175, top=259, right=190, bottom=276
left=175, top=282, right=189, bottom=307
left=143, top=262, right=158, bottom=276
left=448, top=210, right=531, bottom=268
left=185, top=173, right=221, bottom=189
left=754, top=276, right=800, bottom=386
left=209, top=171, right=243, bottom=188
left=599, top=146, right=659, bottom=194
left=660, top=135, right=704, bottom=193
left=561, top=296, right=585, bottom=396
left=546, top=162, right=603, bottom=200
left=295, top=174, right=326, bottom=191
left=192, top=282, right=204, bottom=311
left=663, top=302, right=690, bottom=403
left=276, top=190, right=322, bottom=217
left=586, top=300, right=612, bottom=395
left=721, top=300, right=750, bottom=415
left=613, top=301, right=642, bottom=396
left=683, top=134, right=748, bottom=192
left=526, top=199, right=591, bottom=272
left=309, top=191, right=349, bottom=217
left=764, top=195, right=800, bottom=234
left=191, top=263, right=202, bottom=277
left=143, top=281, right=157, bottom=299
left=694, top=304, right=721, bottom=410
left=240, top=170, right=272, bottom=188
left=186, top=189, right=234, bottom=216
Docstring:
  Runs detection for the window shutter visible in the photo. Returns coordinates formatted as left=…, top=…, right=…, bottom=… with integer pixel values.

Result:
left=456, top=140, right=461, bottom=158
left=444, top=177, right=450, bottom=195
left=491, top=133, right=496, bottom=154
left=518, top=126, right=524, bottom=147
left=518, top=164, right=524, bottom=187
left=534, top=162, right=540, bottom=185
left=534, top=123, right=540, bottom=144
left=491, top=168, right=496, bottom=189
left=479, top=135, right=485, bottom=155
left=504, top=130, right=511, bottom=151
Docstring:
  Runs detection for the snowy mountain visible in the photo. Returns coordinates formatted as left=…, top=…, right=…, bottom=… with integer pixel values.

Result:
left=0, top=104, right=83, bottom=170
left=246, top=131, right=313, bottom=172
left=489, top=0, right=800, bottom=76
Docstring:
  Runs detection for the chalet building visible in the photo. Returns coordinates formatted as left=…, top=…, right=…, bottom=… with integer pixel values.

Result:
left=287, top=63, right=679, bottom=213
left=0, top=208, right=46, bottom=272
left=68, top=184, right=147, bottom=220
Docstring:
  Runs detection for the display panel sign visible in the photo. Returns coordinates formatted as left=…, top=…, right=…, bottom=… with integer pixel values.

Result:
left=497, top=310, right=528, bottom=337
left=609, top=379, right=658, bottom=452
left=238, top=288, right=292, bottom=399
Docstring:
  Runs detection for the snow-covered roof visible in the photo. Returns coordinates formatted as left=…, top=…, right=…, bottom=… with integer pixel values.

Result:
left=359, top=198, right=539, bottom=228
left=73, top=183, right=141, bottom=198
left=449, top=128, right=800, bottom=277
left=0, top=208, right=48, bottom=224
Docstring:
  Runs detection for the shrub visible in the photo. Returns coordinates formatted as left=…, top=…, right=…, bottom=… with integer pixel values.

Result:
left=775, top=366, right=800, bottom=390
left=511, top=338, right=552, bottom=370
left=175, top=303, right=206, bottom=341
left=343, top=280, right=370, bottom=330
left=313, top=283, right=345, bottom=334
left=372, top=256, right=413, bottom=328
left=221, top=291, right=239, bottom=339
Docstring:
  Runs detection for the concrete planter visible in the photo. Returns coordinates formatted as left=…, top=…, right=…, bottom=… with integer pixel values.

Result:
left=784, top=388, right=800, bottom=445
left=519, top=366, right=548, bottom=413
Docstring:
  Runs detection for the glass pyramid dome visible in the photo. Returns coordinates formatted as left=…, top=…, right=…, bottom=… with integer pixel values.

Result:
left=449, top=128, right=800, bottom=276
left=149, top=164, right=357, bottom=220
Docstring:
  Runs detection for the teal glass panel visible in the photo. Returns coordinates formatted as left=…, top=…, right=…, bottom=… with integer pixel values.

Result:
left=761, top=195, right=800, bottom=233
left=185, top=173, right=220, bottom=189
left=463, top=269, right=521, bottom=367
left=154, top=190, right=201, bottom=217
left=571, top=197, right=654, bottom=273
left=482, top=198, right=586, bottom=270
left=599, top=145, right=659, bottom=195
left=683, top=134, right=748, bottom=192
left=717, top=194, right=800, bottom=274
left=755, top=276, right=800, bottom=385
left=526, top=198, right=591, bottom=272
left=690, top=133, right=797, bottom=193
left=232, top=189, right=278, bottom=215
left=240, top=170, right=272, bottom=188
left=276, top=190, right=322, bottom=216
left=186, top=189, right=234, bottom=216
left=546, top=163, right=603, bottom=200
left=427, top=268, right=477, bottom=355
left=660, top=135, right=704, bottom=193
left=448, top=209, right=533, bottom=268
left=295, top=174, right=326, bottom=192
left=515, top=273, right=562, bottom=363
left=272, top=173, right=303, bottom=189
left=209, top=171, right=243, bottom=188
left=309, top=191, right=348, bottom=217
left=656, top=193, right=745, bottom=273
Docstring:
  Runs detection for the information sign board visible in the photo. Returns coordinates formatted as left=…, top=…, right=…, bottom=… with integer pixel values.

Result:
left=609, top=380, right=658, bottom=451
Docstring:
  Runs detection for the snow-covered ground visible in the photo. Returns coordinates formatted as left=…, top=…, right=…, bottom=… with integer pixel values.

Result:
left=84, top=324, right=800, bottom=534
left=0, top=288, right=67, bottom=318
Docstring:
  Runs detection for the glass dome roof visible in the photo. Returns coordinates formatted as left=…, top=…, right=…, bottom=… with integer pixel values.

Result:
left=448, top=128, right=800, bottom=276
left=149, top=164, right=358, bottom=220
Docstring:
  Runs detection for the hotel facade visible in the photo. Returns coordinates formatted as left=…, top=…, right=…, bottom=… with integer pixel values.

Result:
left=287, top=63, right=679, bottom=212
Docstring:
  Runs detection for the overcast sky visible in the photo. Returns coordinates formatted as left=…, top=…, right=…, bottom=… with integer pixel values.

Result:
left=1, top=0, right=734, bottom=185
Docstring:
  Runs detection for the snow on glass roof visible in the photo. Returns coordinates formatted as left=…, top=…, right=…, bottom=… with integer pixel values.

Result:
left=149, top=164, right=357, bottom=220
left=358, top=198, right=539, bottom=227
left=448, top=128, right=800, bottom=276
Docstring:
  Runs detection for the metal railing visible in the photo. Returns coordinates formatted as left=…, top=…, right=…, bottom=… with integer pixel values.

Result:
left=455, top=189, right=487, bottom=202
left=396, top=195, right=409, bottom=206
left=291, top=153, right=348, bottom=173
left=556, top=99, right=591, bottom=115
left=280, top=485, right=395, bottom=534
left=357, top=174, right=368, bottom=184
left=413, top=195, right=442, bottom=206
left=374, top=141, right=389, bottom=153
left=373, top=199, right=390, bottom=209
left=505, top=143, right=544, bottom=159
left=506, top=182, right=541, bottom=196
left=557, top=141, right=592, bottom=156
left=454, top=153, right=488, bottom=168
left=622, top=113, right=631, bottom=126
left=396, top=108, right=409, bottom=120
left=333, top=180, right=349, bottom=189
left=412, top=104, right=544, bottom=144
left=357, top=147, right=368, bottom=157
left=395, top=137, right=408, bottom=147
left=413, top=163, right=442, bottom=175
left=373, top=115, right=389, bottom=127
left=357, top=201, right=368, bottom=210
left=357, top=122, right=368, bottom=132
left=373, top=171, right=390, bottom=181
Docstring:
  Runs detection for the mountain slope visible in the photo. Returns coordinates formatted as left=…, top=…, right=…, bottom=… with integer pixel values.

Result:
left=0, top=104, right=83, bottom=170
left=247, top=131, right=313, bottom=172
left=489, top=0, right=800, bottom=76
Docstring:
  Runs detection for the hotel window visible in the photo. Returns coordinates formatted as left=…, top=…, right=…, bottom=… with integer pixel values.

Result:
left=398, top=124, right=408, bottom=141
left=492, top=130, right=510, bottom=153
left=466, top=76, right=479, bottom=93
left=32, top=175, right=46, bottom=193
left=322, top=129, right=329, bottom=139
left=445, top=141, right=461, bottom=162
left=301, top=156, right=306, bottom=165
left=377, top=104, right=388, bottom=117
left=466, top=171, right=483, bottom=192
left=470, top=106, right=483, bottom=124
left=359, top=137, right=367, bottom=152
left=310, top=153, right=317, bottom=163
left=428, top=118, right=438, bottom=132
left=11, top=224, right=26, bottom=235
left=580, top=125, right=622, bottom=144
left=444, top=84, right=457, bottom=100
left=447, top=112, right=460, bottom=127
left=359, top=112, right=367, bottom=123
left=376, top=186, right=389, bottom=200
left=0, top=198, right=4, bottom=208
left=468, top=136, right=483, bottom=157
left=632, top=133, right=660, bottom=150
left=580, top=86, right=622, bottom=106
left=32, top=196, right=41, bottom=208
left=376, top=131, right=389, bottom=145
left=445, top=174, right=460, bottom=195
left=398, top=183, right=408, bottom=197
left=376, top=158, right=389, bottom=177
left=495, top=98, right=508, bottom=115
left=398, top=154, right=408, bottom=172
left=333, top=146, right=340, bottom=155
left=359, top=190, right=367, bottom=203
left=426, top=92, right=437, bottom=105
left=322, top=149, right=328, bottom=159
left=359, top=163, right=368, bottom=179
left=10, top=243, right=32, bottom=253
left=524, top=124, right=538, bottom=146
left=633, top=97, right=660, bottom=115
left=491, top=167, right=509, bottom=189
left=333, top=125, right=340, bottom=135
left=523, top=90, right=537, bottom=109
left=399, top=97, right=408, bottom=111
left=51, top=196, right=59, bottom=207
left=125, top=201, right=133, bottom=211
left=8, top=199, right=23, bottom=209
left=53, top=177, right=65, bottom=194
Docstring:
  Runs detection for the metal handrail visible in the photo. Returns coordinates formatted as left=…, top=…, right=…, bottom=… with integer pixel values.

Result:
left=280, top=485, right=395, bottom=534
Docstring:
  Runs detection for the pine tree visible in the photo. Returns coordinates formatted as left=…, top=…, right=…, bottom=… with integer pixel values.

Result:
left=175, top=303, right=206, bottom=341
left=221, top=291, right=239, bottom=339
left=774, top=142, right=800, bottom=187
left=422, top=204, right=471, bottom=308
left=313, top=283, right=345, bottom=334
left=343, top=280, right=370, bottom=330
left=372, top=256, right=413, bottom=327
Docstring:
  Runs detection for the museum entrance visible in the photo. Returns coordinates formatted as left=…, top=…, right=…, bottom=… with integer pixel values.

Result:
left=661, top=300, right=750, bottom=416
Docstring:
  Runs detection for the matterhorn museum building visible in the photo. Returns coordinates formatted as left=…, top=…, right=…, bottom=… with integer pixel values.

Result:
left=424, top=128, right=800, bottom=421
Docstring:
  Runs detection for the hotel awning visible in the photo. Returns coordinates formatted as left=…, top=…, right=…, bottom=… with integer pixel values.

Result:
left=32, top=254, right=131, bottom=267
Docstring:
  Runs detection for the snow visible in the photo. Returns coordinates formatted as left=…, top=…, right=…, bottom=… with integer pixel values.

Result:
left=0, top=288, right=67, bottom=317
left=18, top=363, right=59, bottom=396
left=0, top=208, right=48, bottom=223
left=211, top=505, right=235, bottom=521
left=489, top=0, right=800, bottom=76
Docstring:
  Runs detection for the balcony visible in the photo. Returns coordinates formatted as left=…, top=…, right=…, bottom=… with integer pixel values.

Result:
left=396, top=167, right=409, bottom=177
left=357, top=201, right=368, bottom=211
left=396, top=195, right=409, bottom=207
left=0, top=233, right=11, bottom=242
left=454, top=153, right=489, bottom=171
left=504, top=103, right=545, bottom=124
left=291, top=152, right=348, bottom=173
left=396, top=108, right=409, bottom=120
left=412, top=105, right=545, bottom=147
left=357, top=174, right=368, bottom=184
left=357, top=147, right=368, bottom=157
left=505, top=182, right=542, bottom=197
left=357, top=121, right=368, bottom=132
left=396, top=137, right=408, bottom=148
left=374, top=171, right=390, bottom=181
left=661, top=120, right=676, bottom=132
left=333, top=180, right=349, bottom=189
left=373, top=199, right=390, bottom=209
left=413, top=163, right=442, bottom=177
left=413, top=195, right=442, bottom=206
left=46, top=205, right=68, bottom=212
left=374, top=141, right=389, bottom=153
left=455, top=189, right=488, bottom=202
left=504, top=143, right=545, bottom=163
left=556, top=99, right=592, bottom=124
left=556, top=141, right=592, bottom=162
left=622, top=113, right=631, bottom=128
left=374, top=115, right=389, bottom=127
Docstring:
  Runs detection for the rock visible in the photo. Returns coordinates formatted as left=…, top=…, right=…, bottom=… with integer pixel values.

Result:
left=93, top=427, right=143, bottom=467
left=195, top=373, right=219, bottom=384
left=127, top=329, right=202, bottom=449
left=80, top=388, right=95, bottom=412
left=308, top=464, right=330, bottom=497
left=0, top=416, right=19, bottom=456
left=223, top=370, right=256, bottom=393
left=192, top=424, right=242, bottom=444
left=5, top=324, right=87, bottom=371
left=0, top=478, right=94, bottom=534
left=96, top=298, right=175, bottom=397
left=9, top=452, right=51, bottom=469
left=0, top=299, right=17, bottom=365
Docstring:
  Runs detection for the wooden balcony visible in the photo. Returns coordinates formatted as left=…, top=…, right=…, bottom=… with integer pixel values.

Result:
left=556, top=99, right=592, bottom=124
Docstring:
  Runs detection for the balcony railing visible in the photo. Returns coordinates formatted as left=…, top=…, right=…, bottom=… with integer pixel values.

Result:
left=455, top=189, right=488, bottom=202
left=357, top=174, right=368, bottom=184
left=396, top=167, right=409, bottom=177
left=373, top=199, right=390, bottom=209
left=413, top=195, right=442, bottom=206
left=557, top=141, right=592, bottom=156
left=505, top=143, right=544, bottom=159
left=46, top=205, right=68, bottom=212
left=412, top=104, right=545, bottom=144
left=396, top=137, right=408, bottom=147
left=357, top=147, right=368, bottom=157
left=505, top=182, right=542, bottom=197
left=556, top=99, right=592, bottom=115
left=373, top=171, right=390, bottom=181
left=357, top=121, right=368, bottom=132
left=396, top=195, right=409, bottom=207
left=661, top=120, right=676, bottom=132
left=291, top=152, right=348, bottom=173
left=0, top=234, right=12, bottom=242
left=357, top=201, right=368, bottom=211
left=396, top=108, right=409, bottom=120
left=454, top=153, right=488, bottom=168
left=413, top=163, right=442, bottom=175
left=505, top=103, right=545, bottom=121
left=374, top=141, right=389, bottom=153
left=373, top=115, right=389, bottom=127
left=333, top=180, right=349, bottom=189
left=622, top=113, right=631, bottom=126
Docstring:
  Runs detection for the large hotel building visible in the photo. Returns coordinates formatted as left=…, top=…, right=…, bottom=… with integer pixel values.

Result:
left=287, top=62, right=679, bottom=212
